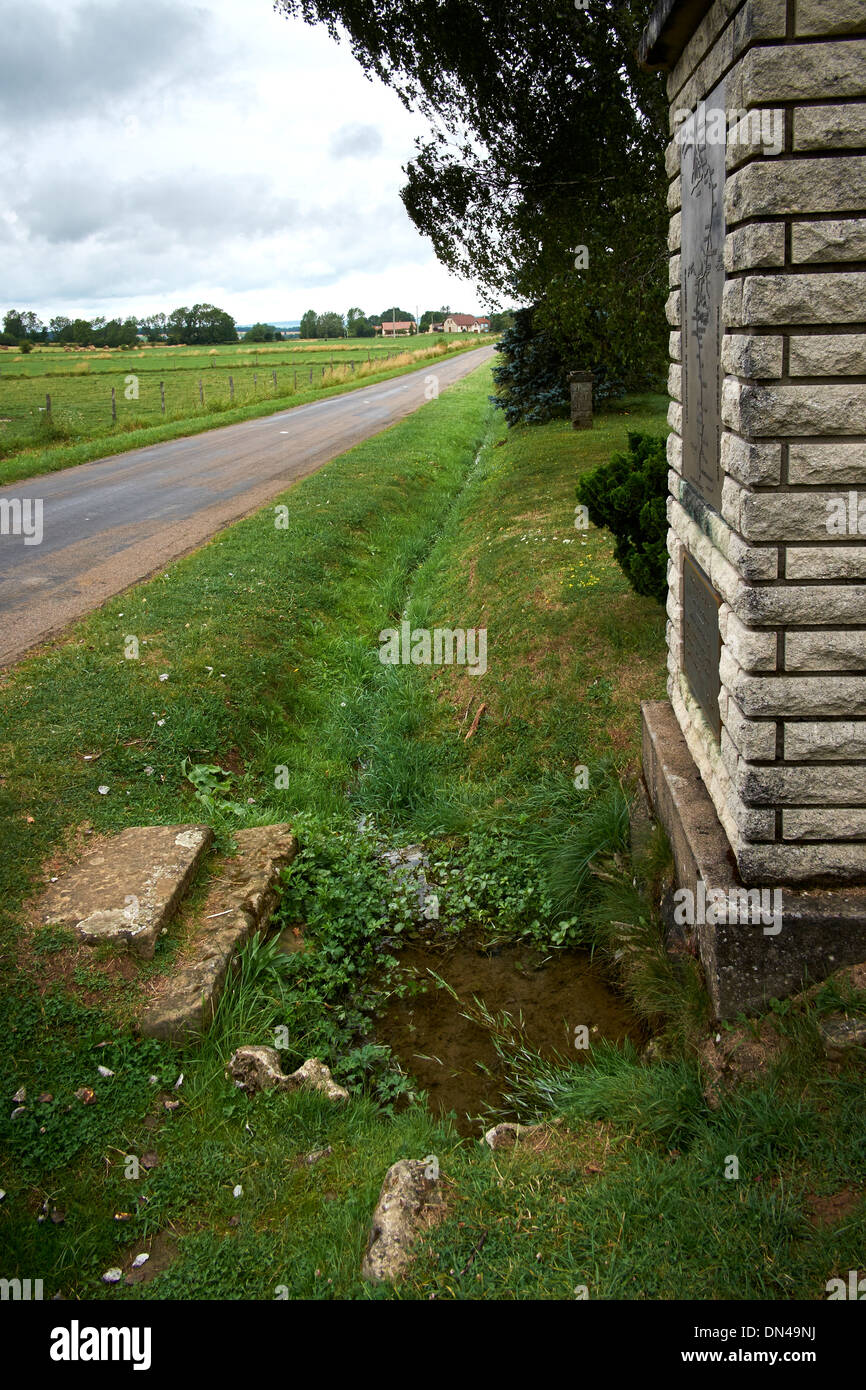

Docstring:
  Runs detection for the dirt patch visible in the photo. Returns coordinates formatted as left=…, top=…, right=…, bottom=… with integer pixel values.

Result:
left=699, top=1019, right=784, bottom=1109
left=378, top=938, right=642, bottom=1134
left=122, top=1230, right=180, bottom=1286
left=804, top=1188, right=862, bottom=1230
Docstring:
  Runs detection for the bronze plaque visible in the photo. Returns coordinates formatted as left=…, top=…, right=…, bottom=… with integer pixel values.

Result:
left=680, top=78, right=725, bottom=513
left=683, top=551, right=722, bottom=741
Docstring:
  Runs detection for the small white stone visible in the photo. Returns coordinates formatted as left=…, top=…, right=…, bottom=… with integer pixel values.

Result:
left=98, top=785, right=109, bottom=795
left=97, top=1066, right=114, bottom=1078
left=233, top=1185, right=243, bottom=1198
left=131, top=1253, right=149, bottom=1269
left=102, top=1268, right=123, bottom=1284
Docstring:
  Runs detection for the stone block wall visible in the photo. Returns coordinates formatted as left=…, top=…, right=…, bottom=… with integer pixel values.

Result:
left=662, top=0, right=866, bottom=884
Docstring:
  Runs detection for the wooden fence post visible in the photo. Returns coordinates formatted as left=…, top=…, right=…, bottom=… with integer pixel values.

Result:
left=199, top=379, right=203, bottom=405
left=45, top=392, right=51, bottom=418
left=111, top=386, right=117, bottom=422
left=160, top=380, right=165, bottom=414
left=229, top=376, right=234, bottom=401
left=273, top=369, right=277, bottom=390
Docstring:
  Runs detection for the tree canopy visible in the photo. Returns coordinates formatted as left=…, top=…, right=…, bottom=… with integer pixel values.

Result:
left=276, top=0, right=669, bottom=388
left=166, top=303, right=237, bottom=344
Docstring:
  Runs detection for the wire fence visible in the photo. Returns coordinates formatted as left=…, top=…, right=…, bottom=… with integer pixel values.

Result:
left=0, top=340, right=486, bottom=454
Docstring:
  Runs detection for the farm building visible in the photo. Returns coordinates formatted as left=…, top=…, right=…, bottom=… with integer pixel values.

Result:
left=378, top=320, right=416, bottom=337
left=436, top=314, right=490, bottom=333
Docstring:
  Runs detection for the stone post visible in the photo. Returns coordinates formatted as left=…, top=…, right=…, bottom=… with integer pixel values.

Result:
left=568, top=370, right=594, bottom=429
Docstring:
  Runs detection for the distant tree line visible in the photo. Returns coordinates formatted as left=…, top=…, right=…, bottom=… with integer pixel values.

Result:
left=2, top=300, right=512, bottom=351
left=1, top=303, right=240, bottom=348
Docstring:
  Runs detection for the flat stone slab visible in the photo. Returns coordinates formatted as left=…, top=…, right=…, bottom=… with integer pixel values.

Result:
left=140, top=824, right=297, bottom=1042
left=37, top=825, right=213, bottom=959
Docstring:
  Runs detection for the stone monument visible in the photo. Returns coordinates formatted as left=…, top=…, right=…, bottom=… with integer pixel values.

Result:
left=637, top=0, right=866, bottom=1015
left=568, top=370, right=594, bottom=429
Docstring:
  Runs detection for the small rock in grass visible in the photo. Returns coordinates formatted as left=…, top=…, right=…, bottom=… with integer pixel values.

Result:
left=131, top=1253, right=149, bottom=1269
left=102, top=1268, right=123, bottom=1285
left=141, top=1152, right=159, bottom=1171
left=226, top=1046, right=348, bottom=1101
left=97, top=1066, right=114, bottom=1078
left=303, top=1146, right=332, bottom=1166
left=74, top=1087, right=96, bottom=1105
left=482, top=1121, right=557, bottom=1151
left=233, top=1185, right=243, bottom=1198
left=38, top=1092, right=53, bottom=1104
left=291, top=1059, right=350, bottom=1103
left=818, top=1015, right=866, bottom=1062
left=12, top=1087, right=26, bottom=1104
left=10, top=1107, right=25, bottom=1120
left=361, top=1159, right=444, bottom=1283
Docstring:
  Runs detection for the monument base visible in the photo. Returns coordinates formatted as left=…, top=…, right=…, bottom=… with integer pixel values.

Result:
left=641, top=701, right=866, bottom=1019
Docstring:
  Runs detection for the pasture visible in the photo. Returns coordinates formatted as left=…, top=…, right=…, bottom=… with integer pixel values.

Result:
left=0, top=336, right=492, bottom=480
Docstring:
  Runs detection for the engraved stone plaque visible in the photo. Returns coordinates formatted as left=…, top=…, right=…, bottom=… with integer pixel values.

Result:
left=682, top=551, right=722, bottom=741
left=680, top=79, right=725, bottom=513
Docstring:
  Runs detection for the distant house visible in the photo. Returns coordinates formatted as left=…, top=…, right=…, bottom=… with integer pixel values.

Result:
left=441, top=314, right=491, bottom=333
left=378, top=320, right=416, bottom=337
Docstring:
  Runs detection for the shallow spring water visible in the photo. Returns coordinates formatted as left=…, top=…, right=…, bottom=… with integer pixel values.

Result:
left=376, top=939, right=644, bottom=1135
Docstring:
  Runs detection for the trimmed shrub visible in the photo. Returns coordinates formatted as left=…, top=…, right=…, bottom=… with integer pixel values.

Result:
left=576, top=431, right=668, bottom=602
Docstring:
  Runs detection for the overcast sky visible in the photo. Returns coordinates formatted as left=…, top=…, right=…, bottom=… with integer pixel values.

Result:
left=0, top=0, right=486, bottom=324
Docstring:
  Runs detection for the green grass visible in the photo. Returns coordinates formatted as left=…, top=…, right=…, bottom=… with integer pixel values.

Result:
left=0, top=371, right=862, bottom=1300
left=0, top=335, right=490, bottom=486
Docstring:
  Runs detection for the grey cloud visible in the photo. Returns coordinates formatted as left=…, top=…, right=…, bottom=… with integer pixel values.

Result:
left=328, top=123, right=383, bottom=159
left=15, top=170, right=301, bottom=244
left=0, top=0, right=212, bottom=124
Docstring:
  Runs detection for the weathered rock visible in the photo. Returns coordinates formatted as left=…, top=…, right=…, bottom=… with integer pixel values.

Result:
left=140, top=825, right=297, bottom=1040
left=482, top=1120, right=559, bottom=1151
left=361, top=1159, right=444, bottom=1283
left=226, top=1046, right=349, bottom=1102
left=290, top=1058, right=349, bottom=1102
left=817, top=1015, right=866, bottom=1061
left=227, top=1045, right=291, bottom=1094
left=37, top=825, right=213, bottom=959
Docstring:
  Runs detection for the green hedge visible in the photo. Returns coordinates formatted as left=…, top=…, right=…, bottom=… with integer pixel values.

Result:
left=576, top=431, right=668, bottom=603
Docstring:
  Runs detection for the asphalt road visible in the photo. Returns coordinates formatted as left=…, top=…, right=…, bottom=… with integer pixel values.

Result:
left=0, top=344, right=495, bottom=667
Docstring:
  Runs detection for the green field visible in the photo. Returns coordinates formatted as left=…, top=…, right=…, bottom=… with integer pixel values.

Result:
left=0, top=336, right=492, bottom=482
